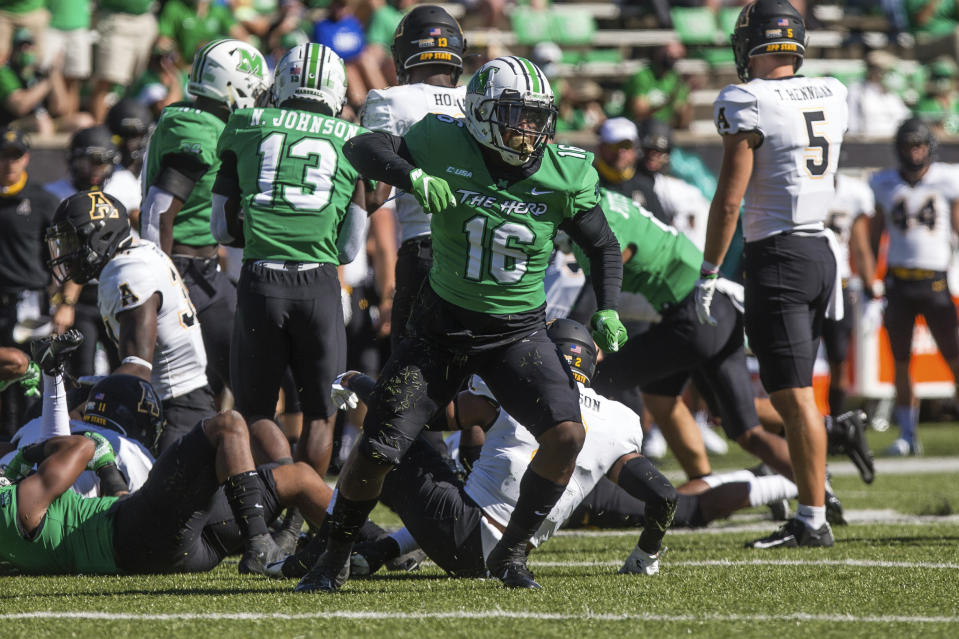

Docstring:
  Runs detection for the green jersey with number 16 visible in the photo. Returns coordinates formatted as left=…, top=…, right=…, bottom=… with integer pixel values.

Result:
left=572, top=188, right=701, bottom=312
left=403, top=114, right=600, bottom=314
left=217, top=107, right=368, bottom=263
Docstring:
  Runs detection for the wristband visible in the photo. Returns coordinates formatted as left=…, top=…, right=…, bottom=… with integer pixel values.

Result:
left=121, top=356, right=153, bottom=371
left=700, top=260, right=719, bottom=278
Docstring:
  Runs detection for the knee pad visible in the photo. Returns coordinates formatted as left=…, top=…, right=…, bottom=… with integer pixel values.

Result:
left=358, top=423, right=414, bottom=467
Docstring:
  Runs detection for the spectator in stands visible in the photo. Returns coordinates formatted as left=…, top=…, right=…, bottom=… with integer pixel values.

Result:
left=624, top=41, right=692, bottom=130
left=0, top=28, right=91, bottom=134
left=846, top=49, right=911, bottom=138
left=313, top=0, right=368, bottom=109
left=594, top=117, right=665, bottom=221
left=157, top=0, right=249, bottom=69
left=88, top=0, right=159, bottom=123
left=0, top=0, right=48, bottom=65
left=42, top=0, right=91, bottom=122
left=915, top=56, right=959, bottom=135
left=636, top=118, right=710, bottom=250
left=264, top=1, right=312, bottom=68
left=358, top=0, right=414, bottom=88
left=126, top=42, right=186, bottom=120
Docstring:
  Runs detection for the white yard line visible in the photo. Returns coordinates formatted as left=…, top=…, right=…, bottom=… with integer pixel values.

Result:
left=557, top=509, right=959, bottom=536
left=664, top=456, right=959, bottom=482
left=529, top=559, right=959, bottom=569
left=2, top=611, right=957, bottom=624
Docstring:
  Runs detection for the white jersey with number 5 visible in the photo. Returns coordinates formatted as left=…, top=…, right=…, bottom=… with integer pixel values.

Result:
left=461, top=376, right=644, bottom=556
left=869, top=162, right=959, bottom=271
left=714, top=76, right=848, bottom=242
left=361, top=83, right=466, bottom=242
left=98, top=239, right=208, bottom=400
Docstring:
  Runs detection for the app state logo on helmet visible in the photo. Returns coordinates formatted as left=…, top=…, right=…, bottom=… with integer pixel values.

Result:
left=392, top=5, right=465, bottom=84
left=730, top=0, right=807, bottom=82
left=46, top=190, right=131, bottom=284
left=83, top=374, right=165, bottom=451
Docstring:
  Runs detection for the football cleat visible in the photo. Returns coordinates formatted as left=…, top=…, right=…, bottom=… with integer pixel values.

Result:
left=883, top=438, right=923, bottom=457
left=828, top=410, right=875, bottom=484
left=768, top=498, right=790, bottom=522
left=30, top=329, right=84, bottom=376
left=294, top=541, right=352, bottom=593
left=825, top=490, right=847, bottom=527
left=748, top=518, right=834, bottom=549
left=386, top=548, right=427, bottom=573
left=486, top=544, right=541, bottom=589
left=238, top=533, right=287, bottom=576
left=272, top=509, right=305, bottom=557
left=619, top=545, right=665, bottom=575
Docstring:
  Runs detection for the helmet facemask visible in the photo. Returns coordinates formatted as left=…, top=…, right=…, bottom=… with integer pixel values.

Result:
left=478, top=90, right=556, bottom=166
left=46, top=221, right=87, bottom=284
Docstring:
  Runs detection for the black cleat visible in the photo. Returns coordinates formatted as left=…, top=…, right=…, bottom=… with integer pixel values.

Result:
left=768, top=498, right=790, bottom=521
left=294, top=541, right=352, bottom=593
left=30, top=329, right=84, bottom=376
left=829, top=410, right=875, bottom=484
left=272, top=509, right=305, bottom=557
left=350, top=537, right=399, bottom=577
left=747, top=518, right=834, bottom=549
left=486, top=545, right=541, bottom=590
left=825, top=490, right=847, bottom=526
left=238, top=533, right=287, bottom=575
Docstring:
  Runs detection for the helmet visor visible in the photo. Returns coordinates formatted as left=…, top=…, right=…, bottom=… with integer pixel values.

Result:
left=45, top=222, right=81, bottom=283
left=492, top=97, right=557, bottom=156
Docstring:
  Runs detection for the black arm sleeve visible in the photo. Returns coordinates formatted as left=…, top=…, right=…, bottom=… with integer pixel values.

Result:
left=343, top=131, right=418, bottom=192
left=153, top=152, right=206, bottom=202
left=561, top=204, right=622, bottom=312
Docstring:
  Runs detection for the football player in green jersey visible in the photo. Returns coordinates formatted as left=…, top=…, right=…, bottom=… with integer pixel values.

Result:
left=0, top=405, right=334, bottom=576
left=140, top=39, right=271, bottom=399
left=211, top=43, right=368, bottom=480
left=573, top=189, right=817, bottom=485
left=295, top=56, right=627, bottom=593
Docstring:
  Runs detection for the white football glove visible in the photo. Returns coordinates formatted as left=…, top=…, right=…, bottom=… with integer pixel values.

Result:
left=694, top=276, right=718, bottom=326
left=331, top=371, right=361, bottom=411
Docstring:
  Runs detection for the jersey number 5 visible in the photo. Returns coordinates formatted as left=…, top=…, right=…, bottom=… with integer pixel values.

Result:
left=463, top=215, right=535, bottom=284
left=254, top=132, right=338, bottom=211
left=803, top=111, right=829, bottom=177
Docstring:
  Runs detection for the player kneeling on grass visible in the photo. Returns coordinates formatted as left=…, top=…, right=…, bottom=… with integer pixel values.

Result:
left=0, top=408, right=333, bottom=576
left=274, top=319, right=675, bottom=580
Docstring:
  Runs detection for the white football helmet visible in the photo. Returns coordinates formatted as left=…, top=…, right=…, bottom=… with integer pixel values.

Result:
left=187, top=39, right=271, bottom=111
left=464, top=56, right=557, bottom=166
left=272, top=43, right=348, bottom=116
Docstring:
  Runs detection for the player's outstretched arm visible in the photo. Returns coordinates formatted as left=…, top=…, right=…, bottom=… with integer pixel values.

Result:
left=11, top=435, right=94, bottom=535
left=344, top=131, right=418, bottom=192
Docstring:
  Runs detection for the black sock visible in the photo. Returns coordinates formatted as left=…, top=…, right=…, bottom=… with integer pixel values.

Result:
left=497, top=468, right=566, bottom=555
left=617, top=456, right=677, bottom=554
left=224, top=470, right=269, bottom=540
left=359, top=518, right=388, bottom=542
left=327, top=494, right=379, bottom=544
left=828, top=387, right=845, bottom=418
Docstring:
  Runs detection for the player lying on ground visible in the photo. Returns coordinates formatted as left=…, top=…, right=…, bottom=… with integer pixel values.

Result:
left=0, top=407, right=331, bottom=575
left=1, top=330, right=153, bottom=497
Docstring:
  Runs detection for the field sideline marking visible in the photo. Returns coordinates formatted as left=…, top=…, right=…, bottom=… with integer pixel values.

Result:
left=529, top=559, right=959, bottom=569
left=3, top=611, right=958, bottom=624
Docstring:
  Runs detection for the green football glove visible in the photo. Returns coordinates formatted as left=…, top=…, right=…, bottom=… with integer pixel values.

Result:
left=2, top=449, right=32, bottom=482
left=0, top=361, right=41, bottom=398
left=408, top=168, right=456, bottom=214
left=82, top=431, right=116, bottom=472
left=590, top=309, right=628, bottom=353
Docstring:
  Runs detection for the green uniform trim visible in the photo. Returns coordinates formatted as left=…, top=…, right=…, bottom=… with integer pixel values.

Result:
left=573, top=188, right=702, bottom=312
left=0, top=485, right=118, bottom=575
left=217, top=107, right=367, bottom=263
left=403, top=114, right=600, bottom=314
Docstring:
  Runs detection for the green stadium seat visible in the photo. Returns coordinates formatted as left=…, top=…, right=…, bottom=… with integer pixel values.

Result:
left=718, top=7, right=740, bottom=39
left=510, top=7, right=596, bottom=46
left=671, top=7, right=719, bottom=45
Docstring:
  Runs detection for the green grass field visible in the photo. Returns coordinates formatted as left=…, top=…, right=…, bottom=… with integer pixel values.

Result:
left=3, top=423, right=958, bottom=639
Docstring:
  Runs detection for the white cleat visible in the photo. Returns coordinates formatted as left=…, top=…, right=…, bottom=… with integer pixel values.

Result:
left=618, top=545, right=665, bottom=575
left=642, top=425, right=668, bottom=459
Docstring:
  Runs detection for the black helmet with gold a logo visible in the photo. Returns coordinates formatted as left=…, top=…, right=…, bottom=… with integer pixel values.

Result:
left=46, top=189, right=131, bottom=284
